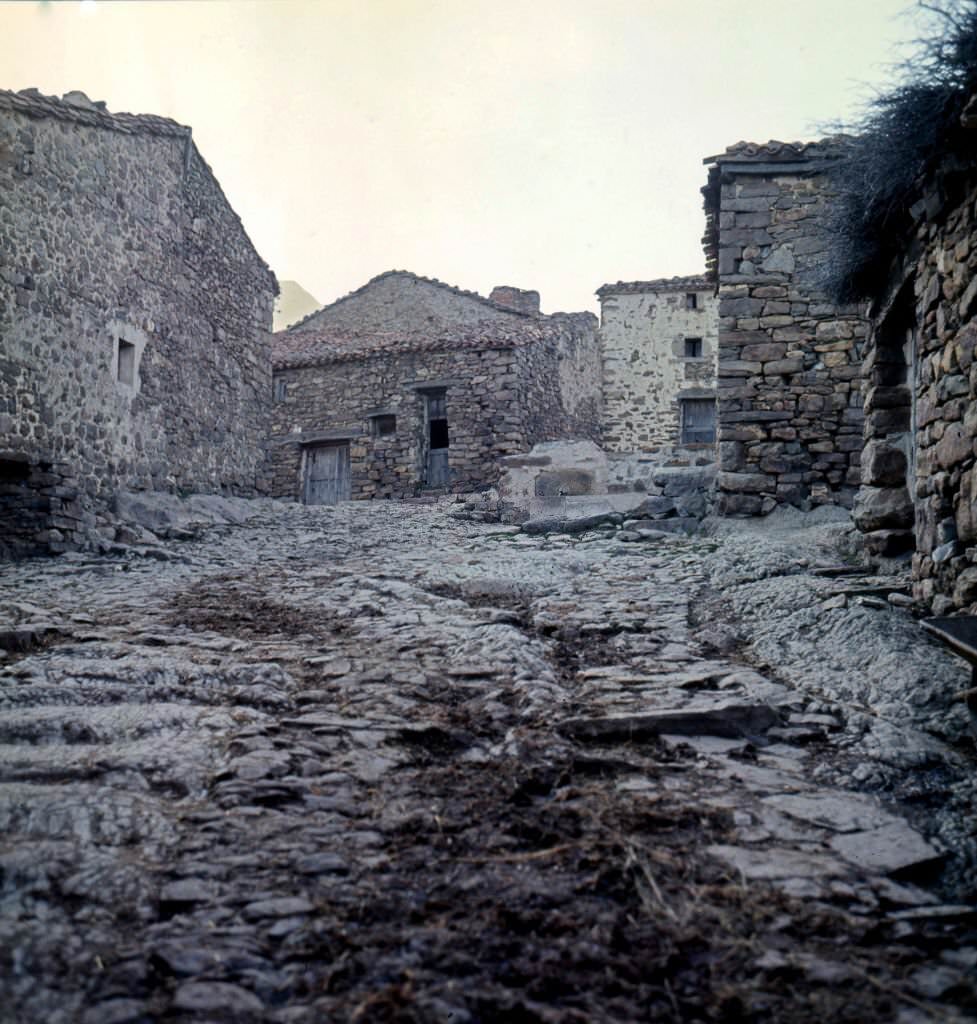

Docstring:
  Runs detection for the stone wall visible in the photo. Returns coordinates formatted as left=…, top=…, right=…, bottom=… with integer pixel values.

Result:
left=0, top=89, right=276, bottom=556
left=270, top=319, right=601, bottom=501
left=597, top=277, right=718, bottom=452
left=513, top=313, right=601, bottom=449
left=271, top=348, right=521, bottom=500
left=702, top=141, right=870, bottom=515
left=856, top=165, right=977, bottom=611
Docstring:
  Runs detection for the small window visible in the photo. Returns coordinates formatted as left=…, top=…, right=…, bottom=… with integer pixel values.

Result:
left=371, top=414, right=396, bottom=437
left=684, top=337, right=703, bottom=359
left=274, top=378, right=288, bottom=401
left=685, top=292, right=698, bottom=310
left=117, top=339, right=136, bottom=385
left=680, top=398, right=716, bottom=445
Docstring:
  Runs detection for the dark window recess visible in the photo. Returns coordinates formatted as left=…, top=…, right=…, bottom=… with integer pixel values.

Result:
left=0, top=458, right=30, bottom=483
left=274, top=378, right=288, bottom=401
left=684, top=337, right=703, bottom=358
left=372, top=414, right=396, bottom=437
left=685, top=292, right=698, bottom=310
left=680, top=398, right=716, bottom=445
left=430, top=418, right=449, bottom=449
left=117, top=339, right=136, bottom=385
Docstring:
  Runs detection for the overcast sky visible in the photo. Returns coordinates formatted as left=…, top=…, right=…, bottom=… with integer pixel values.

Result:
left=2, top=0, right=919, bottom=313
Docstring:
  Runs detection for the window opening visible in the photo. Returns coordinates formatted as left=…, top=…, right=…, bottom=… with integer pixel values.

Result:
left=684, top=337, right=703, bottom=358
left=680, top=398, right=716, bottom=445
left=117, top=339, right=136, bottom=386
left=274, top=378, right=288, bottom=401
left=371, top=414, right=397, bottom=437
left=685, top=292, right=698, bottom=310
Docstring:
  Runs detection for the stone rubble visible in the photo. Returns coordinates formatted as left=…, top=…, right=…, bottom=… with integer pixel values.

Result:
left=0, top=500, right=975, bottom=1021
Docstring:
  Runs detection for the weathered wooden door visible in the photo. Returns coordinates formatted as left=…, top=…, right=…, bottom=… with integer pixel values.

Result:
left=303, top=444, right=351, bottom=505
left=680, top=399, right=716, bottom=445
left=424, top=390, right=450, bottom=488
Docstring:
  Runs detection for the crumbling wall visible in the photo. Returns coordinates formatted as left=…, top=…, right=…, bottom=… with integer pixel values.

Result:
left=0, top=89, right=275, bottom=556
left=598, top=278, right=718, bottom=451
left=702, top=142, right=870, bottom=515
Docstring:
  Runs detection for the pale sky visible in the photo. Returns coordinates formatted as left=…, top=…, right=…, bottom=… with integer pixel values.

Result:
left=2, top=0, right=917, bottom=313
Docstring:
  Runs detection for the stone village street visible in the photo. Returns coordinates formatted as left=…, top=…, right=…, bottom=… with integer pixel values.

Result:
left=2, top=499, right=977, bottom=1023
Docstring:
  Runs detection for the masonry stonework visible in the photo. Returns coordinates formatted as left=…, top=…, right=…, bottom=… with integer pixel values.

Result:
left=270, top=272, right=599, bottom=500
left=702, top=141, right=870, bottom=515
left=856, top=163, right=977, bottom=611
left=597, top=276, right=718, bottom=452
left=0, top=88, right=276, bottom=558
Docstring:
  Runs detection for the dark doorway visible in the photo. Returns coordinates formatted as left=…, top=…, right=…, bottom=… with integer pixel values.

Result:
left=423, top=390, right=450, bottom=488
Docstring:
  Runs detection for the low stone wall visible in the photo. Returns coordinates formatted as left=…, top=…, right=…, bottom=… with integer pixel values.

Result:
left=703, top=141, right=870, bottom=516
left=496, top=441, right=715, bottom=528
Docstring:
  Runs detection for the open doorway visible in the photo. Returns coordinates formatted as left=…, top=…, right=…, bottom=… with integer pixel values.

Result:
left=423, top=389, right=450, bottom=488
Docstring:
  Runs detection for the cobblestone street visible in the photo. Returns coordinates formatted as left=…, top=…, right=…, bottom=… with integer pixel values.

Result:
left=2, top=501, right=977, bottom=1023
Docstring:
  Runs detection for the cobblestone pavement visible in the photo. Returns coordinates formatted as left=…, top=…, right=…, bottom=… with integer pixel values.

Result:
left=1, top=500, right=976, bottom=1023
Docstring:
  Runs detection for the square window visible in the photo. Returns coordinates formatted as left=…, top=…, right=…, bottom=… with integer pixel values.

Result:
left=117, top=339, right=135, bottom=385
left=684, top=337, right=703, bottom=358
left=685, top=292, right=698, bottom=310
left=371, top=414, right=396, bottom=437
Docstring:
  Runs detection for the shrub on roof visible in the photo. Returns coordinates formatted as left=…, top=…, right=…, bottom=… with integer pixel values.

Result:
left=821, top=1, right=977, bottom=303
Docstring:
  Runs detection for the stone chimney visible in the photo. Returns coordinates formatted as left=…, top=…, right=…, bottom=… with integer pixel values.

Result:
left=489, top=286, right=540, bottom=316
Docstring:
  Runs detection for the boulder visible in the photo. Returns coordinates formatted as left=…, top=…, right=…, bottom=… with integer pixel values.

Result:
left=852, top=486, right=914, bottom=533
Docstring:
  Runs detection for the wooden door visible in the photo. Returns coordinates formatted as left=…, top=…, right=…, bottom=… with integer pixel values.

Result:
left=423, top=390, right=450, bottom=489
left=680, top=399, right=716, bottom=445
left=303, top=444, right=351, bottom=505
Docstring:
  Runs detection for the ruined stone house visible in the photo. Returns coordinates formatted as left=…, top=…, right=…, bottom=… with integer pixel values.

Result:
left=597, top=275, right=718, bottom=453
left=702, top=140, right=870, bottom=515
left=269, top=271, right=600, bottom=503
left=0, top=88, right=277, bottom=557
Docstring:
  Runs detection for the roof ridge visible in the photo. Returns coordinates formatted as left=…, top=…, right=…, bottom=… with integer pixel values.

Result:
left=286, top=269, right=547, bottom=332
left=0, top=87, right=190, bottom=139
left=597, top=274, right=711, bottom=296
left=703, top=136, right=854, bottom=165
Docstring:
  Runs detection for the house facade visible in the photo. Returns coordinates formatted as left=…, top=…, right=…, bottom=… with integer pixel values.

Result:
left=0, top=88, right=277, bottom=557
left=702, top=140, right=870, bottom=515
left=597, top=275, right=718, bottom=453
left=269, top=271, right=600, bottom=502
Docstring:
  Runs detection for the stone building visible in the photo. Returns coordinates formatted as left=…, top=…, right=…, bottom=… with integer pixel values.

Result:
left=597, top=275, right=718, bottom=453
left=270, top=270, right=600, bottom=502
left=701, top=140, right=870, bottom=515
left=0, top=88, right=277, bottom=557
left=850, top=123, right=977, bottom=609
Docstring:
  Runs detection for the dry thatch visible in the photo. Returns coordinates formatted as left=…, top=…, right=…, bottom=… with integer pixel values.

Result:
left=820, top=1, right=977, bottom=303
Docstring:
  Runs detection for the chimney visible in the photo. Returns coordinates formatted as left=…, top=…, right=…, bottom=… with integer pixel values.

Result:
left=489, top=285, right=540, bottom=316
